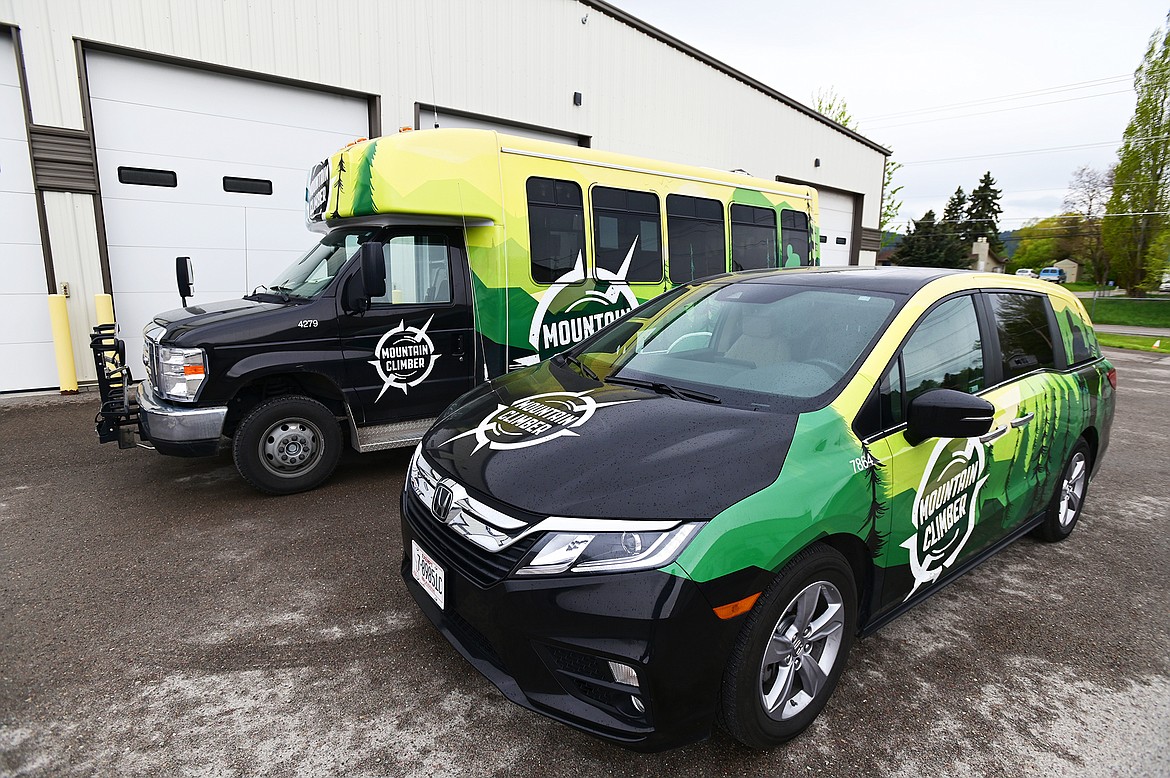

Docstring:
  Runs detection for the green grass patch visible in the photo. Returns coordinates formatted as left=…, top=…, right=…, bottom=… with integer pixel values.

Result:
left=1063, top=281, right=1101, bottom=292
left=1097, top=333, right=1170, bottom=353
left=1086, top=297, right=1170, bottom=328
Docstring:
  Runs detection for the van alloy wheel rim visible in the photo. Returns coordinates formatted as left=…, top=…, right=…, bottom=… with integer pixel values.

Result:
left=759, top=580, right=845, bottom=721
left=1059, top=451, right=1088, bottom=528
left=260, top=417, right=323, bottom=477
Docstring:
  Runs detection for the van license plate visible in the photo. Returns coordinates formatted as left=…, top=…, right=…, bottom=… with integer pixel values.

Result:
left=411, top=540, right=445, bottom=609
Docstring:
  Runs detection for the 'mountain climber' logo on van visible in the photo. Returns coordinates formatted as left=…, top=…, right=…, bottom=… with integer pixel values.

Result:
left=900, top=438, right=989, bottom=600
left=512, top=245, right=642, bottom=368
left=446, top=390, right=636, bottom=454
left=370, top=316, right=440, bottom=400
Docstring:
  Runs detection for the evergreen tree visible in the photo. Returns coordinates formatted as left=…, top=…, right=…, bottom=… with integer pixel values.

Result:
left=967, top=172, right=1004, bottom=253
left=1104, top=16, right=1170, bottom=295
left=891, top=210, right=971, bottom=268
left=941, top=186, right=971, bottom=247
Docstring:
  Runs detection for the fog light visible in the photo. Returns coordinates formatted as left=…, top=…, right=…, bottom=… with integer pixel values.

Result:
left=631, top=696, right=645, bottom=713
left=608, top=660, right=639, bottom=687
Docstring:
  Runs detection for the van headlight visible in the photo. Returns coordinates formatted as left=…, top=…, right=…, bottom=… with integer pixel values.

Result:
left=156, top=346, right=208, bottom=401
left=515, top=523, right=701, bottom=575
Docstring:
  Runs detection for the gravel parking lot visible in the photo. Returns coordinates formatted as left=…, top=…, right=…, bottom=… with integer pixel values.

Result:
left=2, top=348, right=1168, bottom=777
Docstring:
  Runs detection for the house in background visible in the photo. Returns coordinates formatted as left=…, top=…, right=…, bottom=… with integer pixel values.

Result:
left=969, top=237, right=1006, bottom=273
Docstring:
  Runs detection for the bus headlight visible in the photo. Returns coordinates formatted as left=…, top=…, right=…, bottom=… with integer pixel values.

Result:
left=157, top=346, right=208, bottom=401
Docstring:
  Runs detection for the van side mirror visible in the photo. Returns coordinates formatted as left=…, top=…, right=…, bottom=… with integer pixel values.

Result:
left=176, top=256, right=195, bottom=305
left=904, top=389, right=994, bottom=446
left=360, top=242, right=386, bottom=298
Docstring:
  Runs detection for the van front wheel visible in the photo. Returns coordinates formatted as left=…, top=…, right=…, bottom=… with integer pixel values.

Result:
left=718, top=544, right=857, bottom=749
left=233, top=395, right=342, bottom=495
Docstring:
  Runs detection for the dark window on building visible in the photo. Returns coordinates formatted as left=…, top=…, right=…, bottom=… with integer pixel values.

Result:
left=819, top=235, right=828, bottom=243
left=118, top=167, right=177, bottom=187
left=987, top=292, right=1057, bottom=380
left=902, top=296, right=985, bottom=404
left=223, top=176, right=273, bottom=195
left=730, top=204, right=777, bottom=271
left=592, top=186, right=662, bottom=282
left=780, top=209, right=811, bottom=267
left=666, top=194, right=726, bottom=283
left=527, top=177, right=585, bottom=284
left=835, top=236, right=847, bottom=245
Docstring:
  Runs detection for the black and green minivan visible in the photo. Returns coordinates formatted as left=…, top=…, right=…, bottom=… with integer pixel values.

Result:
left=401, top=267, right=1115, bottom=751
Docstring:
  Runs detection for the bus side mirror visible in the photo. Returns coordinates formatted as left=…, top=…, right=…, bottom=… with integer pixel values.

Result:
left=176, top=256, right=195, bottom=305
left=360, top=242, right=386, bottom=298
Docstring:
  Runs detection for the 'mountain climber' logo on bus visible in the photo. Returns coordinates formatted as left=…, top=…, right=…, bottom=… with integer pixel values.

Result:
left=512, top=244, right=642, bottom=368
left=900, top=438, right=989, bottom=600
left=445, top=390, right=636, bottom=454
left=370, top=316, right=440, bottom=400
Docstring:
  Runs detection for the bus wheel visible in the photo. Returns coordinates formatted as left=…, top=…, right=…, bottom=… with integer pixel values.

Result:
left=233, top=395, right=342, bottom=495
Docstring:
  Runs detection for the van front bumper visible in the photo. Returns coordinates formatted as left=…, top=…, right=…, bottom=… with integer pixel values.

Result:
left=399, top=487, right=743, bottom=752
left=137, top=379, right=227, bottom=457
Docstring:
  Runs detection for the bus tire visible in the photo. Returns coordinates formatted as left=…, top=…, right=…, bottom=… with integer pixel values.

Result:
left=233, top=395, right=342, bottom=495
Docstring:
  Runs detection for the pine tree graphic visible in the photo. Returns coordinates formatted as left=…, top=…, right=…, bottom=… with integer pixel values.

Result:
left=330, top=155, right=347, bottom=219
left=860, top=442, right=889, bottom=558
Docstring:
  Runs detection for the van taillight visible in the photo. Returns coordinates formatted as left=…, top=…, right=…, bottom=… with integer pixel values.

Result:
left=1107, top=367, right=1117, bottom=389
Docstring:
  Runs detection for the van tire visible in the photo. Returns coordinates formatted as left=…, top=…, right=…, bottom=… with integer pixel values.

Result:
left=233, top=395, right=342, bottom=495
left=718, top=544, right=857, bottom=749
left=1032, top=438, right=1091, bottom=542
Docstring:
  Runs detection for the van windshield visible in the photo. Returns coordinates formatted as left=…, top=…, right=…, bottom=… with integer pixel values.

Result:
left=251, top=228, right=381, bottom=301
left=574, top=281, right=900, bottom=408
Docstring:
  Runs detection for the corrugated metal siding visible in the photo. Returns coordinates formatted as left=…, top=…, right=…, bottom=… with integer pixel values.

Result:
left=1, top=0, right=884, bottom=225
left=28, top=125, right=97, bottom=192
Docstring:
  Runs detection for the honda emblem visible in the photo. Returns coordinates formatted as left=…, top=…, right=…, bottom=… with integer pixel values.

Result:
left=432, top=482, right=455, bottom=522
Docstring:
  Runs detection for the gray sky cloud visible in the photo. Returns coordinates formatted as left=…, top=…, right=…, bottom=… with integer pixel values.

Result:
left=610, top=0, right=1166, bottom=232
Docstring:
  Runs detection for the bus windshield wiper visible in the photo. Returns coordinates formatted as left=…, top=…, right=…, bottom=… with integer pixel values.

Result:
left=606, top=376, right=721, bottom=404
left=250, top=284, right=290, bottom=302
left=559, top=353, right=598, bottom=381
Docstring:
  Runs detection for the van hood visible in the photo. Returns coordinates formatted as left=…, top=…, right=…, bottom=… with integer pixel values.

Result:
left=423, top=360, right=799, bottom=520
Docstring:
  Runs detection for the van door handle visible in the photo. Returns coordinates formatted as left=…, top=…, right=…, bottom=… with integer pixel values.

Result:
left=1010, top=412, right=1034, bottom=428
left=453, top=334, right=466, bottom=359
left=979, top=425, right=1008, bottom=444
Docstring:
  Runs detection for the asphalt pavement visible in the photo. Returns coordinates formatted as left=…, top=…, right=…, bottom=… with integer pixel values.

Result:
left=1, top=348, right=1168, bottom=777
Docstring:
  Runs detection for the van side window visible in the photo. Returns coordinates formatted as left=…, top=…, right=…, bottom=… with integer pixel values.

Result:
left=370, top=235, right=451, bottom=305
left=901, top=296, right=985, bottom=403
left=780, top=209, right=811, bottom=267
left=986, top=292, right=1056, bottom=379
left=592, top=186, right=663, bottom=282
left=730, top=204, right=778, bottom=271
left=666, top=194, right=726, bottom=283
left=527, top=177, right=585, bottom=284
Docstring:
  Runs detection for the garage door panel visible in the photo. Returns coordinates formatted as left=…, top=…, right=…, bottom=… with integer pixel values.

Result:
left=4, top=244, right=50, bottom=295
left=103, top=199, right=246, bottom=251
left=86, top=53, right=368, bottom=136
left=0, top=343, right=58, bottom=391
left=818, top=191, right=854, bottom=267
left=108, top=247, right=247, bottom=296
left=0, top=190, right=43, bottom=246
left=0, top=137, right=35, bottom=191
left=91, top=98, right=359, bottom=169
left=245, top=208, right=318, bottom=253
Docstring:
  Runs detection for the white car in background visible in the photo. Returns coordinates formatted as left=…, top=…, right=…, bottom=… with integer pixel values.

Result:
left=1015, top=268, right=1039, bottom=279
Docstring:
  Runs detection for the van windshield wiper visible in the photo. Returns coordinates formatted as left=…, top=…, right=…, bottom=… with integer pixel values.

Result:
left=606, top=375, right=722, bottom=404
left=558, top=353, right=599, bottom=381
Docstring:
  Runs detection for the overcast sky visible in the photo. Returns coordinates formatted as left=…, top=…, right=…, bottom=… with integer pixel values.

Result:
left=609, top=0, right=1167, bottom=233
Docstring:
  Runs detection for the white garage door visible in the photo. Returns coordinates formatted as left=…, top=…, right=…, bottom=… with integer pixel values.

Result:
left=87, top=52, right=370, bottom=365
left=0, top=35, right=56, bottom=391
left=817, top=189, right=855, bottom=267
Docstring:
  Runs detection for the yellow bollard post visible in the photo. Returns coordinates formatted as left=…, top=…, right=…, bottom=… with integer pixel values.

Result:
left=47, top=294, right=79, bottom=394
left=95, top=293, right=115, bottom=327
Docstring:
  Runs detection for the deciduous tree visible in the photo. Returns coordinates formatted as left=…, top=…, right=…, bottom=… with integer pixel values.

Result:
left=1104, top=16, right=1170, bottom=295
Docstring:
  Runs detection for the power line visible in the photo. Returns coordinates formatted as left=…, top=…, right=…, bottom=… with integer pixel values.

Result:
left=858, top=74, right=1132, bottom=122
left=864, top=90, right=1131, bottom=131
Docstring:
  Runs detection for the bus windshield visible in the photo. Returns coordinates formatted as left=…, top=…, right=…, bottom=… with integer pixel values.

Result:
left=254, top=228, right=381, bottom=301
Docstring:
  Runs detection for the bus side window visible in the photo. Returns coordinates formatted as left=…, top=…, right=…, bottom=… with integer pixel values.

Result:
left=592, top=186, right=663, bottom=283
left=781, top=209, right=811, bottom=267
left=730, top=204, right=778, bottom=271
left=527, top=177, right=585, bottom=284
left=666, top=194, right=726, bottom=284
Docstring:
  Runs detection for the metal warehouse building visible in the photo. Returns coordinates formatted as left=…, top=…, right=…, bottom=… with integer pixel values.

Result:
left=0, top=0, right=888, bottom=393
